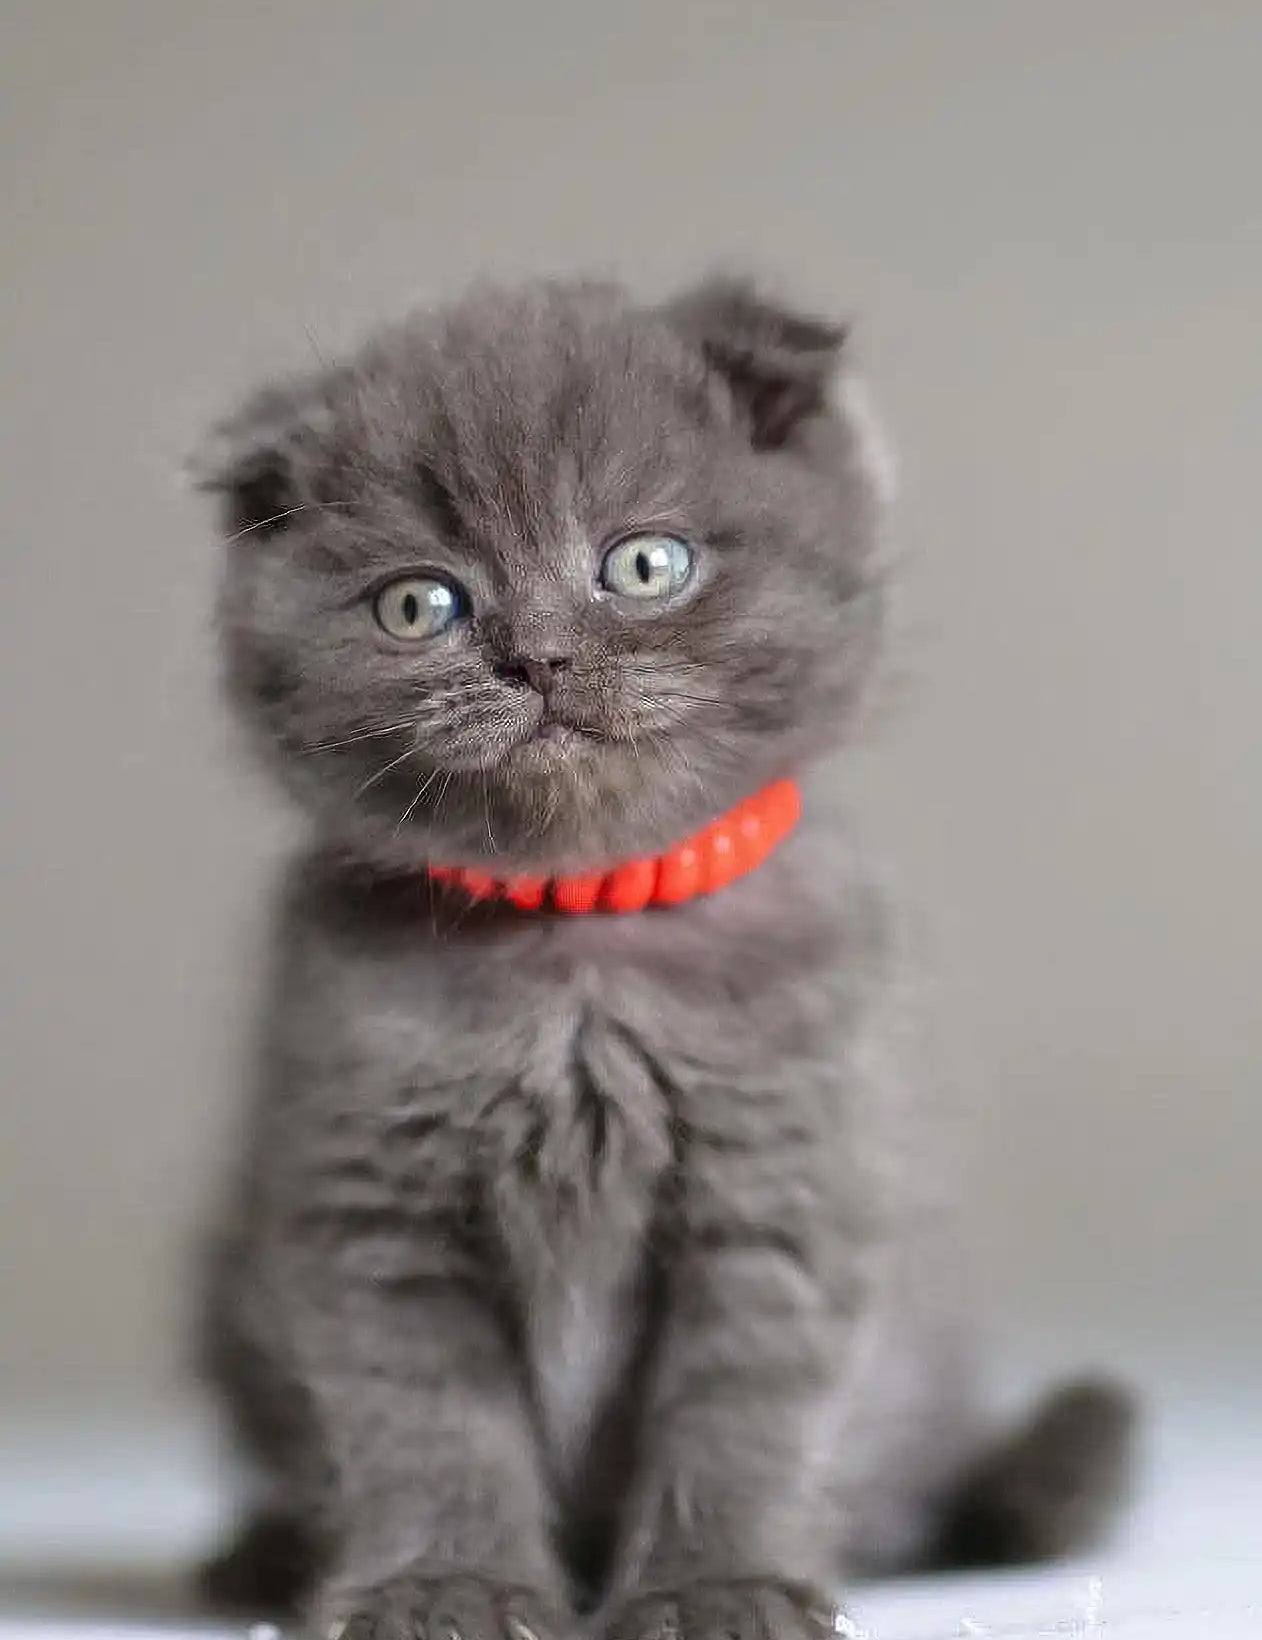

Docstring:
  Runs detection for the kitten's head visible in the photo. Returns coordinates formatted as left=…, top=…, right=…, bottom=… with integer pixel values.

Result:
left=199, top=277, right=889, bottom=873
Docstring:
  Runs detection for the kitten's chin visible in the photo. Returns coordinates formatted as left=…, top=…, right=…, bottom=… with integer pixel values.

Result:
left=324, top=736, right=731, bottom=878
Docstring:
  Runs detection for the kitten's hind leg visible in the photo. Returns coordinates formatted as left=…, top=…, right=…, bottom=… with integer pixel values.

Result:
left=198, top=1505, right=327, bottom=1616
left=928, top=1378, right=1137, bottom=1569
left=196, top=1235, right=331, bottom=1615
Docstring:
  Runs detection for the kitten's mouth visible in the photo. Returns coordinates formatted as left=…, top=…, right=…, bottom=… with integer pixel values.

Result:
left=531, top=713, right=607, bottom=747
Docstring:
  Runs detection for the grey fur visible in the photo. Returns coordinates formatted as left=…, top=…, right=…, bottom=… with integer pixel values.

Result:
left=196, top=276, right=1133, bottom=1637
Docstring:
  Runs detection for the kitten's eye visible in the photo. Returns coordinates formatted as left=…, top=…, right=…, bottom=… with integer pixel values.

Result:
left=374, top=575, right=465, bottom=640
left=600, top=533, right=694, bottom=600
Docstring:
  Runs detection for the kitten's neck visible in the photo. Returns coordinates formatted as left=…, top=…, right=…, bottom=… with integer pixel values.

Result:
left=425, top=780, right=802, bottom=916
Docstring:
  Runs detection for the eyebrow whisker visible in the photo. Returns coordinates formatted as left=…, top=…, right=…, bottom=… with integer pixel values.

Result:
left=219, top=501, right=359, bottom=547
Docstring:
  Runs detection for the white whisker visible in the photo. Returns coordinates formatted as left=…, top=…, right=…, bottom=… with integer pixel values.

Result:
left=426, top=770, right=456, bottom=836
left=353, top=738, right=420, bottom=800
left=393, top=768, right=441, bottom=836
left=480, top=768, right=497, bottom=854
left=302, top=720, right=415, bottom=755
left=219, top=501, right=358, bottom=547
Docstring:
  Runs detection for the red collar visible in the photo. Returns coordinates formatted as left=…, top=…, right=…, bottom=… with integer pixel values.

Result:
left=427, top=779, right=801, bottom=915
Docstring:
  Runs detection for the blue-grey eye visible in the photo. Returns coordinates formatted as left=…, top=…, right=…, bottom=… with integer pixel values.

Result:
left=600, top=533, right=694, bottom=600
left=374, top=575, right=464, bottom=640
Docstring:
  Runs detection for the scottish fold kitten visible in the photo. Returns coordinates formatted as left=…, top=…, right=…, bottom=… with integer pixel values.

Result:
left=196, top=277, right=1132, bottom=1639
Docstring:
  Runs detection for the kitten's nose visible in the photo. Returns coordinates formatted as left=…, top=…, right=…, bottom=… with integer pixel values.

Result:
left=492, top=653, right=572, bottom=695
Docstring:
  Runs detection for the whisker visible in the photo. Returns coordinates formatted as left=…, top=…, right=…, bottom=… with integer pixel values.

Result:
left=219, top=501, right=359, bottom=547
left=302, top=720, right=415, bottom=755
left=393, top=768, right=441, bottom=836
left=300, top=319, right=330, bottom=369
left=644, top=728, right=706, bottom=792
left=353, top=738, right=420, bottom=800
left=425, top=770, right=457, bottom=846
left=648, top=690, right=727, bottom=710
left=481, top=768, right=497, bottom=854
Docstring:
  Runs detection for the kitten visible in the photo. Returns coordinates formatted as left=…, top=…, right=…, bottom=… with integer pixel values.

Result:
left=195, top=277, right=1133, bottom=1639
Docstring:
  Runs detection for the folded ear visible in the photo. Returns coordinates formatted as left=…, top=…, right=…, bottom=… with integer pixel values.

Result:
left=189, top=383, right=323, bottom=541
left=664, top=275, right=848, bottom=449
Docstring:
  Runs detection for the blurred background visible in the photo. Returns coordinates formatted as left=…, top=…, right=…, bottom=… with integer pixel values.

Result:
left=2, top=0, right=1259, bottom=1625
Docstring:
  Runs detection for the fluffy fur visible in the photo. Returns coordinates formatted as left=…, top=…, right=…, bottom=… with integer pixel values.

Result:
left=195, top=276, right=1133, bottom=1639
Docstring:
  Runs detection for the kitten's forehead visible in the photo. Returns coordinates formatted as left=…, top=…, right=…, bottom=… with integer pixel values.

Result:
left=341, top=283, right=717, bottom=549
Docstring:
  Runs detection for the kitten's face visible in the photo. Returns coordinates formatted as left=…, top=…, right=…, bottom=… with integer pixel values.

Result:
left=206, top=279, right=885, bottom=872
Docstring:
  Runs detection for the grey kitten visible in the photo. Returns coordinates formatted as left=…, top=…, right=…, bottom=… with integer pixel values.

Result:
left=195, top=277, right=1133, bottom=1639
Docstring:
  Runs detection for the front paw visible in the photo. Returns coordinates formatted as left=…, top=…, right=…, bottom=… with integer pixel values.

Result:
left=606, top=1580, right=852, bottom=1640
left=327, top=1571, right=562, bottom=1640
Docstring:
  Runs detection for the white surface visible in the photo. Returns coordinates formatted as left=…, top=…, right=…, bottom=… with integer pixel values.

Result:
left=2, top=1395, right=1260, bottom=1640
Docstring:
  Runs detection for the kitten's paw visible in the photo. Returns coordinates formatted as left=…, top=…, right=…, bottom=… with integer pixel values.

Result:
left=326, top=1571, right=564, bottom=1640
left=607, top=1579, right=849, bottom=1640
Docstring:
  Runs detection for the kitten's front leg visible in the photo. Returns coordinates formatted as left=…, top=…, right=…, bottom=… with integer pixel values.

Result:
left=276, top=1231, right=566, bottom=1640
left=603, top=1123, right=867, bottom=1640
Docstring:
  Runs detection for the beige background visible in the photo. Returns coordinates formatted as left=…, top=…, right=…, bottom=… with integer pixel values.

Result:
left=1, top=0, right=1258, bottom=1425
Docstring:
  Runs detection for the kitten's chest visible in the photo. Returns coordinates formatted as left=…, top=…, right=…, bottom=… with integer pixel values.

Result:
left=480, top=995, right=671, bottom=1470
